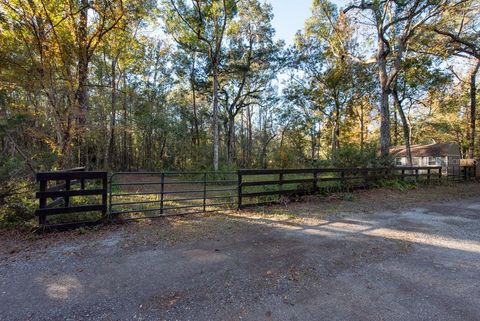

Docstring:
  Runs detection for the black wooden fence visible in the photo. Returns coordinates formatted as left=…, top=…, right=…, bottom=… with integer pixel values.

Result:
left=460, top=165, right=477, bottom=181
left=35, top=167, right=108, bottom=229
left=237, top=166, right=443, bottom=209
left=34, top=165, right=477, bottom=230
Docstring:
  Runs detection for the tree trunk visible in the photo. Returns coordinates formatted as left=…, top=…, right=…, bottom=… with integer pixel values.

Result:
left=226, top=114, right=235, bottom=164
left=76, top=0, right=89, bottom=166
left=392, top=86, right=412, bottom=166
left=468, top=60, right=480, bottom=159
left=122, top=72, right=128, bottom=170
left=393, top=104, right=399, bottom=146
left=279, top=127, right=286, bottom=167
left=240, top=109, right=245, bottom=166
left=310, top=119, right=316, bottom=161
left=212, top=65, right=220, bottom=171
left=360, top=102, right=365, bottom=153
left=331, top=95, right=341, bottom=156
left=107, top=59, right=117, bottom=168
left=378, top=56, right=390, bottom=159
left=375, top=18, right=391, bottom=159
left=191, top=53, right=200, bottom=146
left=246, top=104, right=252, bottom=167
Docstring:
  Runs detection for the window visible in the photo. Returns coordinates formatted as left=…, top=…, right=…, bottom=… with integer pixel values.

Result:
left=412, top=157, right=420, bottom=166
left=428, top=156, right=439, bottom=166
left=395, top=157, right=403, bottom=166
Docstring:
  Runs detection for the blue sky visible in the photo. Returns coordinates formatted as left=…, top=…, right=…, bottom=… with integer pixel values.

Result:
left=270, top=0, right=348, bottom=45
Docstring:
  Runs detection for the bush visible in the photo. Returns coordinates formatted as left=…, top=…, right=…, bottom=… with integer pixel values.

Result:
left=375, top=178, right=418, bottom=191
left=312, top=143, right=383, bottom=168
left=0, top=180, right=37, bottom=230
left=0, top=157, right=37, bottom=230
left=330, top=143, right=379, bottom=168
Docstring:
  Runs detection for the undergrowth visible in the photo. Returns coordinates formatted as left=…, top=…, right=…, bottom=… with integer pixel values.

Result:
left=375, top=178, right=418, bottom=191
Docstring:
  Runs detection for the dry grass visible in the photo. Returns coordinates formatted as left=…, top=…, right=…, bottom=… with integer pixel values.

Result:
left=254, top=181, right=480, bottom=219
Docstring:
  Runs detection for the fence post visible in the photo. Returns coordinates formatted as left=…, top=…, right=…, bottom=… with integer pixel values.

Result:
left=313, top=171, right=318, bottom=193
left=279, top=173, right=284, bottom=196
left=415, top=168, right=419, bottom=181
left=64, top=179, right=70, bottom=207
left=427, top=168, right=431, bottom=184
left=108, top=175, right=113, bottom=218
left=160, top=173, right=165, bottom=215
left=237, top=171, right=242, bottom=210
left=38, top=179, right=47, bottom=227
left=102, top=174, right=108, bottom=219
left=438, top=167, right=442, bottom=182
left=203, top=172, right=207, bottom=212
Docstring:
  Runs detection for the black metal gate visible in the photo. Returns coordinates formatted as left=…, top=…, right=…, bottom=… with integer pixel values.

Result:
left=108, top=171, right=237, bottom=221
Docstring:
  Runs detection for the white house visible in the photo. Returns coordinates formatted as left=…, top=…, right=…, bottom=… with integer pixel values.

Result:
left=390, top=143, right=461, bottom=174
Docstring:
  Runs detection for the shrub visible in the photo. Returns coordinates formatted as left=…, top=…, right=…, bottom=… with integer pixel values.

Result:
left=0, top=157, right=37, bottom=230
left=0, top=180, right=37, bottom=230
left=375, top=178, right=418, bottom=191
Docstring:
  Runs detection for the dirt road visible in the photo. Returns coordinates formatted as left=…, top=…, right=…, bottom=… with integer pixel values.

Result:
left=1, top=186, right=479, bottom=321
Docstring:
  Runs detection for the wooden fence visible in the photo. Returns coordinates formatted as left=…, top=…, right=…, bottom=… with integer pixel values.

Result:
left=35, top=167, right=108, bottom=229
left=237, top=166, right=443, bottom=209
left=460, top=165, right=477, bottom=180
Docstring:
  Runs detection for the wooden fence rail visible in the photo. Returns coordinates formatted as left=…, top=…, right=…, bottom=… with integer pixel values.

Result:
left=237, top=166, right=443, bottom=209
left=461, top=165, right=477, bottom=180
left=35, top=168, right=108, bottom=229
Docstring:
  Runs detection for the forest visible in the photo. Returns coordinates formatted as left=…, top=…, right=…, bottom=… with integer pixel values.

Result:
left=0, top=0, right=479, bottom=218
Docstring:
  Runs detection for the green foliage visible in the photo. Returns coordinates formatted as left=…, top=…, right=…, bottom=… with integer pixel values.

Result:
left=329, top=143, right=378, bottom=167
left=0, top=158, right=36, bottom=230
left=375, top=178, right=418, bottom=192
left=341, top=193, right=354, bottom=201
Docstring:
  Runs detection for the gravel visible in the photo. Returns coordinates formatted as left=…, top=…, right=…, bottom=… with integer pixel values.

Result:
left=1, top=186, right=480, bottom=321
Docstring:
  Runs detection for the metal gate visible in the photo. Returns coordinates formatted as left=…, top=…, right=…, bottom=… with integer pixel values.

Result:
left=108, top=171, right=237, bottom=221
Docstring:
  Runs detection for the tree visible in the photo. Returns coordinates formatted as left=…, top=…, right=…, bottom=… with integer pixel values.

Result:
left=163, top=0, right=237, bottom=171
left=428, top=0, right=480, bottom=158
left=219, top=0, right=282, bottom=164
left=392, top=55, right=450, bottom=164
left=0, top=0, right=136, bottom=166
left=289, top=0, right=374, bottom=161
left=343, top=0, right=453, bottom=159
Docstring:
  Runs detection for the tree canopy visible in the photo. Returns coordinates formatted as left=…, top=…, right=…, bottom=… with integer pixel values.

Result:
left=0, top=0, right=479, bottom=174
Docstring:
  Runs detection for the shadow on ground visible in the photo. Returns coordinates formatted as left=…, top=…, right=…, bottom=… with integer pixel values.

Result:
left=1, top=196, right=479, bottom=321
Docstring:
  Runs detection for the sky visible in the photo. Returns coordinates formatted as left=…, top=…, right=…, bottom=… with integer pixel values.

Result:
left=270, top=0, right=349, bottom=46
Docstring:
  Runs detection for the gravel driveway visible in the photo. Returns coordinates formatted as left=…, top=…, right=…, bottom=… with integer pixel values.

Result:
left=1, top=193, right=480, bottom=321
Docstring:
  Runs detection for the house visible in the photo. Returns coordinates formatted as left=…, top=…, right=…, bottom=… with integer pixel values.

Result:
left=389, top=143, right=461, bottom=174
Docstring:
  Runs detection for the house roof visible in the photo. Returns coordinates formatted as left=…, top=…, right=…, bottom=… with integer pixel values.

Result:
left=390, top=143, right=460, bottom=157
